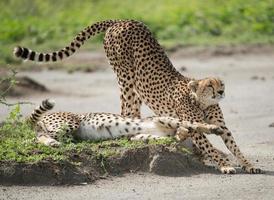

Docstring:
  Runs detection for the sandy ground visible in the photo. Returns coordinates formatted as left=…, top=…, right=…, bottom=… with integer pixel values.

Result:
left=1, top=49, right=274, bottom=199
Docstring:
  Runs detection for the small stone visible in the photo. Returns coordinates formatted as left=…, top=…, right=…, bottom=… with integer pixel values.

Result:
left=250, top=76, right=266, bottom=81
left=251, top=75, right=259, bottom=80
left=179, top=66, right=187, bottom=71
left=268, top=122, right=274, bottom=128
left=230, top=109, right=238, bottom=114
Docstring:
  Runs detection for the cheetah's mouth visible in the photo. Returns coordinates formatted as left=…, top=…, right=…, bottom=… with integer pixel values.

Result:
left=215, top=93, right=225, bottom=100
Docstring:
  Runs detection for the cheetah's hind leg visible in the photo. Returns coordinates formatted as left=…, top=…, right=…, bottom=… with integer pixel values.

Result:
left=37, top=132, right=60, bottom=147
left=131, top=92, right=142, bottom=118
left=130, top=134, right=168, bottom=141
left=153, top=117, right=224, bottom=141
left=174, top=121, right=224, bottom=142
left=183, top=121, right=224, bottom=136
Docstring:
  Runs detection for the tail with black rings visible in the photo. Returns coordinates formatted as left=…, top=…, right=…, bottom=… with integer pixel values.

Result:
left=13, top=20, right=120, bottom=62
left=29, top=99, right=55, bottom=124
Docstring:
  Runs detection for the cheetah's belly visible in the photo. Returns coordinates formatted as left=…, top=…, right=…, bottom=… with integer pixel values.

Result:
left=134, top=78, right=178, bottom=117
left=77, top=122, right=113, bottom=140
left=76, top=116, right=143, bottom=140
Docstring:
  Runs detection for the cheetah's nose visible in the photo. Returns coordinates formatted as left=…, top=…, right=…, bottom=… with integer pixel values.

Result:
left=218, top=90, right=224, bottom=95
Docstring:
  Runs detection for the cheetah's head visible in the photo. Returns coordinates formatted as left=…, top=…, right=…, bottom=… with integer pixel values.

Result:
left=188, top=77, right=225, bottom=108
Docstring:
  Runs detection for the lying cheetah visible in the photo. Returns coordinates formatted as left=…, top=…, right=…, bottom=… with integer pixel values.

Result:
left=28, top=99, right=220, bottom=146
left=14, top=20, right=261, bottom=174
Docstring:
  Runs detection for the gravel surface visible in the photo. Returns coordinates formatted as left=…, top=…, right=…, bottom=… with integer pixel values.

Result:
left=1, top=49, right=274, bottom=200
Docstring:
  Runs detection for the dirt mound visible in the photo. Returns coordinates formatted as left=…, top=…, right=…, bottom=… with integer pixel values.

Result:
left=0, top=145, right=216, bottom=185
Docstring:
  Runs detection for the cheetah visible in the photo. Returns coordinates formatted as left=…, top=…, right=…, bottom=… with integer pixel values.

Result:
left=14, top=20, right=261, bottom=174
left=28, top=99, right=220, bottom=147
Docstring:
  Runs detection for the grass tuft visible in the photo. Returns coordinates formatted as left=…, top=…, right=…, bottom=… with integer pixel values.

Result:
left=0, top=105, right=180, bottom=163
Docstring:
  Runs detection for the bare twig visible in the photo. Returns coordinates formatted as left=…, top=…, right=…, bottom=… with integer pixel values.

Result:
left=0, top=69, right=29, bottom=107
left=0, top=100, right=34, bottom=106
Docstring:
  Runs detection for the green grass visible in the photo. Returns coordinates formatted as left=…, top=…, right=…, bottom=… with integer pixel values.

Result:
left=0, top=0, right=273, bottom=66
left=0, top=104, right=177, bottom=163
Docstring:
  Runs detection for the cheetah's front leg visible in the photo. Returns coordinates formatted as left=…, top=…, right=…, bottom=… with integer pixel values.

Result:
left=175, top=120, right=235, bottom=173
left=174, top=101, right=235, bottom=174
left=189, top=130, right=236, bottom=174
left=205, top=105, right=262, bottom=174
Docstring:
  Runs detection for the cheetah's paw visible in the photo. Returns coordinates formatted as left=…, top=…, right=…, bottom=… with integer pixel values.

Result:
left=207, top=125, right=223, bottom=135
left=47, top=139, right=60, bottom=147
left=175, top=126, right=189, bottom=141
left=242, top=166, right=262, bottom=174
left=220, top=166, right=236, bottom=174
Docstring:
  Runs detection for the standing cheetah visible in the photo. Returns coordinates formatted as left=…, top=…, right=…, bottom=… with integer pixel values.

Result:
left=14, top=20, right=261, bottom=174
left=29, top=99, right=220, bottom=146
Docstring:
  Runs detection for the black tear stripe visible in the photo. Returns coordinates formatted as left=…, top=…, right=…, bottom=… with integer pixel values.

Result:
left=29, top=51, right=36, bottom=61
left=38, top=53, right=44, bottom=62
left=105, top=127, right=113, bottom=138
left=21, top=47, right=29, bottom=59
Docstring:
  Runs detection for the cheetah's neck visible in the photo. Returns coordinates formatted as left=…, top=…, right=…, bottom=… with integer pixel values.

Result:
left=189, top=92, right=208, bottom=110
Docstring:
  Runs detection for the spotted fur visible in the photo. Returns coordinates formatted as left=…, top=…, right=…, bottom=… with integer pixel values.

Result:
left=29, top=99, right=220, bottom=147
left=15, top=20, right=261, bottom=174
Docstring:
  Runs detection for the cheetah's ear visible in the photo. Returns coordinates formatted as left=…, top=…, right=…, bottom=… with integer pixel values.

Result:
left=187, top=80, right=199, bottom=92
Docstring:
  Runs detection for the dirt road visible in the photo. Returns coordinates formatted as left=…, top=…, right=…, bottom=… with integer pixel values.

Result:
left=1, top=47, right=274, bottom=199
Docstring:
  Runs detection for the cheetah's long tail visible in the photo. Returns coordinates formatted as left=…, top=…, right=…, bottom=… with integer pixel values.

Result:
left=13, top=20, right=120, bottom=62
left=28, top=99, right=55, bottom=124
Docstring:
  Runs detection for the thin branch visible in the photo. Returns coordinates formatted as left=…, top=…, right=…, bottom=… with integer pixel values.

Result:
left=0, top=100, right=34, bottom=106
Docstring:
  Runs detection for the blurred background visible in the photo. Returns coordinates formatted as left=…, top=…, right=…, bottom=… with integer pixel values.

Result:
left=0, top=0, right=273, bottom=65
